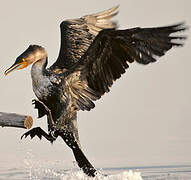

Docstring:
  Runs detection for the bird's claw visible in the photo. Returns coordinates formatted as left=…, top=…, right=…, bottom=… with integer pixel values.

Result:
left=32, top=99, right=41, bottom=107
left=31, top=99, right=55, bottom=133
left=21, top=127, right=57, bottom=143
left=32, top=99, right=55, bottom=128
left=32, top=99, right=36, bottom=104
left=21, top=127, right=43, bottom=140
left=32, top=99, right=49, bottom=113
left=32, top=99, right=47, bottom=118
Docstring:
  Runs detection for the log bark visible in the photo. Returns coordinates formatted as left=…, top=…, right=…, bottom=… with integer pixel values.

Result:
left=0, top=112, right=33, bottom=129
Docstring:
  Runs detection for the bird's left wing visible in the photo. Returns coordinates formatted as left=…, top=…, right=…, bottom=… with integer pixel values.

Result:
left=64, top=23, right=187, bottom=111
left=49, top=6, right=118, bottom=73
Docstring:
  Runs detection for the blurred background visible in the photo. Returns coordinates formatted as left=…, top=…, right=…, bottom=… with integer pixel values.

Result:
left=0, top=0, right=190, bottom=169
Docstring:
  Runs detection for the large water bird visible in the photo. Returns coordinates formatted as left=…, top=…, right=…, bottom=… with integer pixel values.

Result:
left=4, top=6, right=187, bottom=177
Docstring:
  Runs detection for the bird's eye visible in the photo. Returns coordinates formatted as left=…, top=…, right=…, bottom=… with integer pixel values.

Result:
left=15, top=58, right=24, bottom=64
left=17, top=58, right=25, bottom=64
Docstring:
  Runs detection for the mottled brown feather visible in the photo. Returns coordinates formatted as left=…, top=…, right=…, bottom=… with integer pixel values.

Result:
left=61, top=23, right=186, bottom=112
left=69, top=23, right=187, bottom=100
left=49, top=6, right=119, bottom=72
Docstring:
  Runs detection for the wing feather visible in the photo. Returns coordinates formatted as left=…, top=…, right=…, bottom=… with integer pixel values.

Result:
left=49, top=6, right=119, bottom=72
left=64, top=23, right=187, bottom=112
left=80, top=23, right=187, bottom=96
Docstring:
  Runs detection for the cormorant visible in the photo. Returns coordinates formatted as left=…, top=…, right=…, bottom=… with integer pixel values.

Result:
left=4, top=6, right=187, bottom=177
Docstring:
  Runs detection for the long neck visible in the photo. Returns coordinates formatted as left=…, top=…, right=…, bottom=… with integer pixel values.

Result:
left=29, top=47, right=48, bottom=73
left=31, top=58, right=48, bottom=76
left=31, top=57, right=51, bottom=101
left=31, top=58, right=48, bottom=96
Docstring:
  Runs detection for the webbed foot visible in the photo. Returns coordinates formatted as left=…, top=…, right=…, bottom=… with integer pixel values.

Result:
left=32, top=99, right=46, bottom=118
left=21, top=127, right=56, bottom=143
left=32, top=99, right=55, bottom=129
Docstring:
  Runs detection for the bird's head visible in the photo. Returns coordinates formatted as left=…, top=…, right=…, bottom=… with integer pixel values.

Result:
left=4, top=45, right=47, bottom=75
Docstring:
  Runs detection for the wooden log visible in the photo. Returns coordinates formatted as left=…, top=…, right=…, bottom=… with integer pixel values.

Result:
left=0, top=112, right=33, bottom=129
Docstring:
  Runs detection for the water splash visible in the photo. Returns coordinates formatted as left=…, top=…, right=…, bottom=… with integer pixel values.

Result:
left=22, top=150, right=143, bottom=180
left=58, top=170, right=143, bottom=180
left=24, top=163, right=143, bottom=180
left=28, top=168, right=143, bottom=180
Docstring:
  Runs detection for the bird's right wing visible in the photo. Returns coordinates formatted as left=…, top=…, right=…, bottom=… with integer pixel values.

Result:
left=64, top=23, right=187, bottom=111
left=49, top=6, right=118, bottom=72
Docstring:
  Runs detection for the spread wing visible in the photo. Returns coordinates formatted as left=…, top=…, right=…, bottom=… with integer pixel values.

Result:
left=49, top=6, right=119, bottom=73
left=65, top=23, right=187, bottom=111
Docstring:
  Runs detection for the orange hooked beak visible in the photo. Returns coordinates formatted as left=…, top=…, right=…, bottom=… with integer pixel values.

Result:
left=4, top=59, right=28, bottom=76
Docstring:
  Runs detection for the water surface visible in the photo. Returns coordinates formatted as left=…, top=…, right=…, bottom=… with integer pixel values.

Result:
left=1, top=164, right=191, bottom=180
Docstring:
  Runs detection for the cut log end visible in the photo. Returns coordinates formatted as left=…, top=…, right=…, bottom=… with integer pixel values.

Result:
left=24, top=116, right=33, bottom=129
left=0, top=112, right=34, bottom=129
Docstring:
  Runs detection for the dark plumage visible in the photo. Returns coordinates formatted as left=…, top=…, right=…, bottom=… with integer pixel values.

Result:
left=76, top=24, right=187, bottom=95
left=4, top=6, right=187, bottom=177
left=50, top=6, right=118, bottom=71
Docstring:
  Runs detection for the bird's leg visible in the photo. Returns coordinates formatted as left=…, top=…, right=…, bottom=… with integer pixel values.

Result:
left=21, top=99, right=58, bottom=143
left=21, top=127, right=57, bottom=143
left=32, top=99, right=55, bottom=128
left=55, top=129, right=96, bottom=177
left=32, top=99, right=46, bottom=118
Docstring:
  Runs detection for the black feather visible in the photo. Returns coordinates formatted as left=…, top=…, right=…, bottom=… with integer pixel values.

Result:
left=75, top=22, right=187, bottom=97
